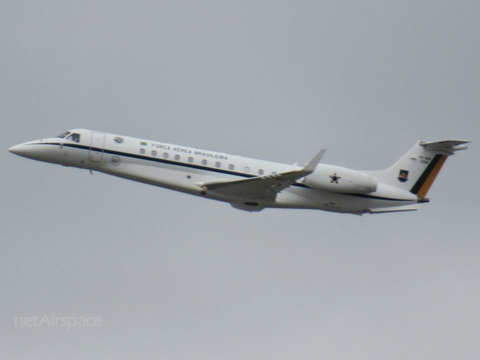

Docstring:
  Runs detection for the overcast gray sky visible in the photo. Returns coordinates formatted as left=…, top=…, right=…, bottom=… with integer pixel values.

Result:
left=2, top=1, right=479, bottom=359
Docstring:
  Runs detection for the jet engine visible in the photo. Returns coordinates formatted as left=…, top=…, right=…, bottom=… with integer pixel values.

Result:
left=303, top=165, right=377, bottom=194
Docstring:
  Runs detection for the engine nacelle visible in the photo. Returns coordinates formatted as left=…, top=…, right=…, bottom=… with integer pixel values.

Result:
left=303, top=165, right=377, bottom=194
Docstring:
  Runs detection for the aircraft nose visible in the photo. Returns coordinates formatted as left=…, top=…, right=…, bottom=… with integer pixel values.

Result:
left=8, top=142, right=41, bottom=159
left=9, top=140, right=60, bottom=163
left=9, top=144, right=27, bottom=156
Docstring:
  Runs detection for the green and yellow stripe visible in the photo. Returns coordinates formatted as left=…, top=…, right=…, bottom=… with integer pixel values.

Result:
left=410, top=154, right=448, bottom=197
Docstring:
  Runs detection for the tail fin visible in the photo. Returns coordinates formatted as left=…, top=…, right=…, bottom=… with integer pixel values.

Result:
left=367, top=140, right=469, bottom=198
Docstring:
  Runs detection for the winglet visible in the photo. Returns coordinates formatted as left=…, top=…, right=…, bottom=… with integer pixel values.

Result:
left=300, top=149, right=326, bottom=175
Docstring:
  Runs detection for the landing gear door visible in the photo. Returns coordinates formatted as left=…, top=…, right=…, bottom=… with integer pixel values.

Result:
left=89, top=131, right=105, bottom=162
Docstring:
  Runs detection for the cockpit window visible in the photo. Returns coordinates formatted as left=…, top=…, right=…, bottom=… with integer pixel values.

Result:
left=67, top=133, right=80, bottom=143
left=56, top=132, right=71, bottom=139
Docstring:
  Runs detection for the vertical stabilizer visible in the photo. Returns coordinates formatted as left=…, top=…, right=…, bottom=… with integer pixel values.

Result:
left=366, top=140, right=469, bottom=198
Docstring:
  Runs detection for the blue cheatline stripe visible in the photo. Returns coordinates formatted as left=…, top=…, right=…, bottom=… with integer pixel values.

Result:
left=37, top=142, right=263, bottom=178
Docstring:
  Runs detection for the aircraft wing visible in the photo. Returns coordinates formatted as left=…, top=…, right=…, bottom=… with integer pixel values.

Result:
left=201, top=150, right=325, bottom=203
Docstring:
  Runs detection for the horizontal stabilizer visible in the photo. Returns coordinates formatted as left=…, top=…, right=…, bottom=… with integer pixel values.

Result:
left=420, top=139, right=470, bottom=155
left=366, top=205, right=419, bottom=214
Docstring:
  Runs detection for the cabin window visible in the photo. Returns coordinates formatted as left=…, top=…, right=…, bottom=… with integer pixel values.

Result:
left=174, top=154, right=180, bottom=161
left=151, top=150, right=157, bottom=157
left=272, top=171, right=277, bottom=175
left=140, top=148, right=145, bottom=155
left=258, top=169, right=264, bottom=175
left=244, top=166, right=250, bottom=173
left=202, top=159, right=207, bottom=166
left=215, top=161, right=221, bottom=168
left=163, top=152, right=168, bottom=159
left=188, top=157, right=194, bottom=163
left=228, top=164, right=234, bottom=170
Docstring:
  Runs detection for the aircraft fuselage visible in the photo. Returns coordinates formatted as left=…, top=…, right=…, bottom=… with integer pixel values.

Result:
left=10, top=129, right=467, bottom=214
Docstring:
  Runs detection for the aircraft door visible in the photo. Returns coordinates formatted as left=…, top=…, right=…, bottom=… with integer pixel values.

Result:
left=89, top=131, right=105, bottom=162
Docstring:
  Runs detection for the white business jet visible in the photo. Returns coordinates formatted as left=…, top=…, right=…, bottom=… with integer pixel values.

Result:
left=9, top=129, right=469, bottom=214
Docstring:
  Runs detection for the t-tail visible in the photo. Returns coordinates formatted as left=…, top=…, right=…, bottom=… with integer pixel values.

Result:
left=367, top=140, right=469, bottom=201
